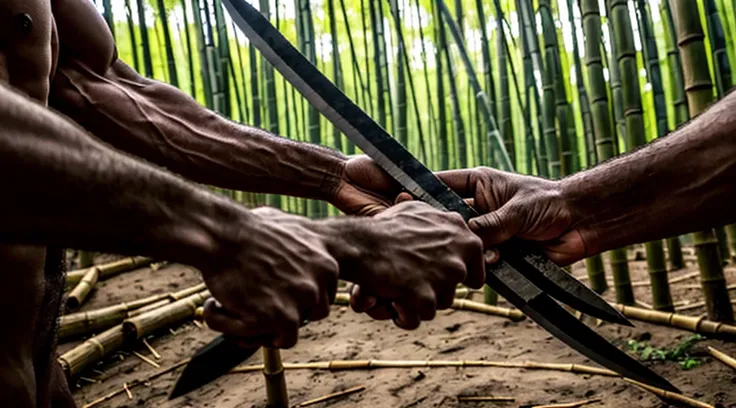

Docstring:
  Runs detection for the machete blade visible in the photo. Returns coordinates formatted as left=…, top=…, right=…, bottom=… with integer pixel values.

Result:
left=169, top=335, right=259, bottom=400
left=487, top=262, right=679, bottom=393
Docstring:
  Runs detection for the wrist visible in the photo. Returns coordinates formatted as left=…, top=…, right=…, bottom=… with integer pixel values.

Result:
left=558, top=175, right=604, bottom=256
left=312, top=217, right=371, bottom=283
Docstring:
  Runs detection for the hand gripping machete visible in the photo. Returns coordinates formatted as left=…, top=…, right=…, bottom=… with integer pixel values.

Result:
left=169, top=0, right=678, bottom=399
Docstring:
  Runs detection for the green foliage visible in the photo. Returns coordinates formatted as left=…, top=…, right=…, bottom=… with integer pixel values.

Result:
left=626, top=334, right=704, bottom=370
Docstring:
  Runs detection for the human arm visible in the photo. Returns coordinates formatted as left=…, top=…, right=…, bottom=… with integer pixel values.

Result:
left=437, top=90, right=736, bottom=265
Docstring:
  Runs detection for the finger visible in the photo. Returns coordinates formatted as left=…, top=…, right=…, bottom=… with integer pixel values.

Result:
left=272, top=314, right=300, bottom=349
left=204, top=300, right=266, bottom=339
left=392, top=303, right=421, bottom=330
left=464, top=198, right=475, bottom=208
left=435, top=169, right=477, bottom=198
left=468, top=206, right=518, bottom=248
left=394, top=192, right=414, bottom=204
left=463, top=236, right=486, bottom=289
left=401, top=284, right=437, bottom=321
left=349, top=285, right=378, bottom=312
left=436, top=288, right=456, bottom=310
left=364, top=301, right=397, bottom=321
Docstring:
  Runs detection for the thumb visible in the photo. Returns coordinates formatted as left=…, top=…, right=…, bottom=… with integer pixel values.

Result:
left=468, top=206, right=517, bottom=248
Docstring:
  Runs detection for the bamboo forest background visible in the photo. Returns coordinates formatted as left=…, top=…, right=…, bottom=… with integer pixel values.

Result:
left=93, top=0, right=736, bottom=219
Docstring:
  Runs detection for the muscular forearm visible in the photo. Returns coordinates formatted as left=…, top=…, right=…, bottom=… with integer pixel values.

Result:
left=562, top=91, right=736, bottom=254
left=51, top=60, right=345, bottom=201
left=0, top=84, right=245, bottom=266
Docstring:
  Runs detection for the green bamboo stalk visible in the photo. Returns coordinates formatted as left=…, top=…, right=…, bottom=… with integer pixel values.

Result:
left=605, top=15, right=625, bottom=153
left=182, top=1, right=197, bottom=98
left=327, top=0, right=343, bottom=152
left=377, top=0, right=395, bottom=136
left=671, top=0, right=734, bottom=322
left=191, top=0, right=213, bottom=108
left=438, top=0, right=513, bottom=172
left=413, top=0, right=437, bottom=164
left=389, top=0, right=408, bottom=148
left=493, top=0, right=515, bottom=166
left=156, top=0, right=179, bottom=88
left=607, top=0, right=671, bottom=311
left=202, top=0, right=224, bottom=113
left=475, top=0, right=496, bottom=166
left=434, top=0, right=449, bottom=171
left=659, top=0, right=686, bottom=271
left=338, top=0, right=361, bottom=155
left=581, top=0, right=632, bottom=302
left=232, top=22, right=251, bottom=120
left=136, top=0, right=154, bottom=78
left=569, top=0, right=596, bottom=167
left=124, top=0, right=140, bottom=72
left=443, top=34, right=466, bottom=169
left=102, top=0, right=114, bottom=37
left=213, top=0, right=231, bottom=116
left=369, top=0, right=387, bottom=128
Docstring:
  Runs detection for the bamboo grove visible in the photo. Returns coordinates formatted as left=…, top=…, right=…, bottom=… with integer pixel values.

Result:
left=94, top=0, right=736, bottom=318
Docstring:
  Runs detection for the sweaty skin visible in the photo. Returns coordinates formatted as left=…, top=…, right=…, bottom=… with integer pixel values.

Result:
left=0, top=1, right=485, bottom=406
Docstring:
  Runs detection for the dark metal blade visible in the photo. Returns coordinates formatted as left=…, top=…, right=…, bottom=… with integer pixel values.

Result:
left=487, top=262, right=679, bottom=393
left=169, top=335, right=259, bottom=399
left=500, top=244, right=631, bottom=326
left=219, top=0, right=626, bottom=326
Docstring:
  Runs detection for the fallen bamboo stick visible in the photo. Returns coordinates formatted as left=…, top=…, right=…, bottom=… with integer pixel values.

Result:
left=575, top=271, right=700, bottom=287
left=614, top=304, right=736, bottom=339
left=122, top=290, right=210, bottom=341
left=230, top=359, right=617, bottom=377
left=142, top=338, right=161, bottom=360
left=332, top=293, right=525, bottom=321
left=529, top=399, right=600, bottom=408
left=294, top=386, right=365, bottom=407
left=132, top=351, right=160, bottom=368
left=81, top=358, right=190, bottom=408
left=682, top=283, right=736, bottom=291
left=457, top=396, right=515, bottom=402
left=263, top=347, right=288, bottom=408
left=65, top=256, right=153, bottom=289
left=708, top=346, right=736, bottom=371
left=66, top=266, right=100, bottom=311
left=59, top=283, right=206, bottom=340
left=59, top=324, right=126, bottom=377
left=625, top=379, right=714, bottom=408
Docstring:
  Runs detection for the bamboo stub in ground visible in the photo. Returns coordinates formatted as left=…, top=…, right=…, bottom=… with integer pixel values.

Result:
left=122, top=290, right=210, bottom=340
left=66, top=266, right=100, bottom=311
left=333, top=293, right=525, bottom=321
left=625, top=379, right=714, bottom=408
left=263, top=347, right=289, bottom=408
left=708, top=346, right=736, bottom=371
left=231, top=359, right=617, bottom=377
left=59, top=283, right=206, bottom=341
left=614, top=304, right=736, bottom=339
left=65, top=256, right=153, bottom=288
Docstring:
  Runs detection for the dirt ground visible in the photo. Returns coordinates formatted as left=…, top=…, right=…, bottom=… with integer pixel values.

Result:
left=63, top=249, right=736, bottom=408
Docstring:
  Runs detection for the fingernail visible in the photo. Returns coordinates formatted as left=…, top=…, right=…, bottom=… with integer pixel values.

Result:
left=365, top=296, right=377, bottom=310
left=484, top=249, right=498, bottom=263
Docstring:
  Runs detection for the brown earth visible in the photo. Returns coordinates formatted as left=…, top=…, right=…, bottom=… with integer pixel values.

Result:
left=63, top=248, right=736, bottom=408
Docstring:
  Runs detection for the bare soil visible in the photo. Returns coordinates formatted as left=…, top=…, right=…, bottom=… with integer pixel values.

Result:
left=64, top=249, right=736, bottom=408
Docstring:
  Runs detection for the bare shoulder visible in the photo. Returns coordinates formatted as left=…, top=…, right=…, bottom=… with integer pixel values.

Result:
left=51, top=0, right=116, bottom=73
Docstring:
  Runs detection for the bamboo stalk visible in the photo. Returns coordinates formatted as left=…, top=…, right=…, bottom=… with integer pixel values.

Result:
left=132, top=351, right=160, bottom=368
left=457, top=395, right=515, bottom=402
left=122, top=290, right=210, bottom=341
left=66, top=266, right=100, bottom=311
left=625, top=379, right=714, bottom=408
left=231, top=359, right=617, bottom=377
left=263, top=347, right=288, bottom=408
left=294, top=385, right=364, bottom=407
left=614, top=304, right=736, bottom=339
left=707, top=346, right=736, bottom=371
left=59, top=324, right=126, bottom=378
left=59, top=283, right=206, bottom=341
left=65, top=256, right=153, bottom=288
left=142, top=338, right=161, bottom=360
left=81, top=358, right=190, bottom=408
left=531, top=399, right=600, bottom=408
left=332, top=293, right=524, bottom=321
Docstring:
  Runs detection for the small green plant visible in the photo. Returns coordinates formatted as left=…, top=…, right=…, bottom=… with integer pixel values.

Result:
left=626, top=334, right=704, bottom=370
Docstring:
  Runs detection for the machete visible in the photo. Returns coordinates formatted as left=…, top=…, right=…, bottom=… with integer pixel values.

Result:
left=169, top=0, right=679, bottom=398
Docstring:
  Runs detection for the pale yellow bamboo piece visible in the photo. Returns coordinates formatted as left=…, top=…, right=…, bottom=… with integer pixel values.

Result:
left=122, top=290, right=210, bottom=340
left=576, top=271, right=700, bottom=287
left=531, top=399, right=600, bottom=408
left=625, top=379, right=714, bottom=408
left=332, top=293, right=525, bottom=321
left=81, top=358, right=190, bottom=408
left=456, top=396, right=515, bottom=402
left=66, top=256, right=153, bottom=288
left=614, top=304, right=736, bottom=339
left=708, top=346, right=736, bottom=371
left=294, top=386, right=365, bottom=407
left=132, top=351, right=160, bottom=368
left=230, top=359, right=617, bottom=377
left=59, top=325, right=126, bottom=377
left=142, top=338, right=161, bottom=360
left=59, top=283, right=206, bottom=340
left=123, top=383, right=133, bottom=400
left=66, top=267, right=100, bottom=311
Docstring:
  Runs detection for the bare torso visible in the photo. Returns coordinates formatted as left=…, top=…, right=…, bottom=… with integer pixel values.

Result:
left=0, top=0, right=115, bottom=406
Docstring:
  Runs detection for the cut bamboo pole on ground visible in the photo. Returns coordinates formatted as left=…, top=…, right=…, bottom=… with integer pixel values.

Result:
left=614, top=304, right=736, bottom=339
left=66, top=266, right=100, bottom=311
left=59, top=283, right=206, bottom=341
left=231, top=360, right=618, bottom=377
left=457, top=395, right=515, bottom=402
left=65, top=256, right=153, bottom=288
left=123, top=290, right=210, bottom=341
left=294, top=385, right=364, bottom=407
left=530, top=399, right=600, bottom=408
left=625, top=379, right=715, bottom=408
left=708, top=346, right=736, bottom=371
left=333, top=293, right=525, bottom=321
left=59, top=324, right=126, bottom=377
